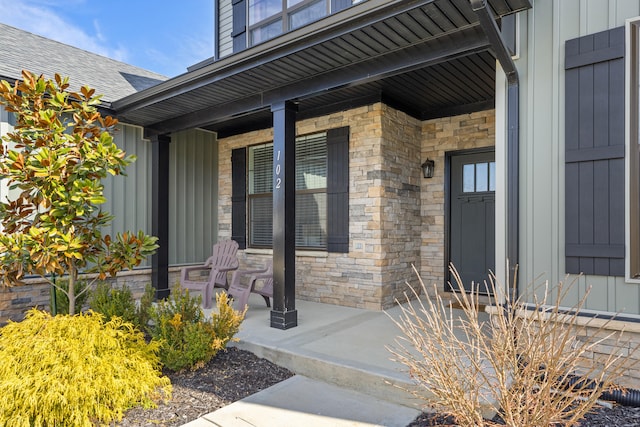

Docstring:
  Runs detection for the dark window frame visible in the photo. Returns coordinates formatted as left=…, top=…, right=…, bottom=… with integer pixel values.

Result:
left=247, top=132, right=329, bottom=250
left=248, top=0, right=329, bottom=45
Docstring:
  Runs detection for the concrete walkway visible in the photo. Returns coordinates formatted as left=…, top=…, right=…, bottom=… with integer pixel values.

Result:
left=184, top=292, right=429, bottom=426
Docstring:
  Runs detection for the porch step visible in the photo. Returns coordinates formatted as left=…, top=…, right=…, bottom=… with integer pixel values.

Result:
left=232, top=338, right=423, bottom=409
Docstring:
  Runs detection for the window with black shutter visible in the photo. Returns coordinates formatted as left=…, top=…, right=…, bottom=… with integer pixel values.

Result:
left=564, top=27, right=625, bottom=276
left=231, top=127, right=349, bottom=252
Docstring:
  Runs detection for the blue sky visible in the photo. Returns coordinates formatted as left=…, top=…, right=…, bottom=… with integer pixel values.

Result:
left=0, top=0, right=215, bottom=77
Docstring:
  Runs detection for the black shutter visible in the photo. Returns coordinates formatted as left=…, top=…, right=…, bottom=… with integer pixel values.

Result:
left=231, top=147, right=247, bottom=249
left=565, top=27, right=625, bottom=276
left=327, top=127, right=349, bottom=253
left=231, top=0, right=247, bottom=53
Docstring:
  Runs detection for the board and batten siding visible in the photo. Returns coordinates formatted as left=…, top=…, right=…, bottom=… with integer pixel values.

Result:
left=515, top=0, right=640, bottom=314
left=218, top=0, right=234, bottom=59
left=103, top=124, right=153, bottom=266
left=169, top=129, right=218, bottom=266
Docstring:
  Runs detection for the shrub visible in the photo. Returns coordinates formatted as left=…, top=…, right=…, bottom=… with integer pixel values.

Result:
left=90, top=282, right=137, bottom=322
left=136, top=283, right=156, bottom=329
left=90, top=282, right=156, bottom=331
left=0, top=309, right=171, bottom=427
left=148, top=287, right=245, bottom=371
left=389, top=266, right=633, bottom=427
left=50, top=278, right=90, bottom=315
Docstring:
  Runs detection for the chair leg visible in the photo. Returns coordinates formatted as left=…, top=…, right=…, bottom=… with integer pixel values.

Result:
left=203, top=283, right=213, bottom=309
left=262, top=295, right=271, bottom=307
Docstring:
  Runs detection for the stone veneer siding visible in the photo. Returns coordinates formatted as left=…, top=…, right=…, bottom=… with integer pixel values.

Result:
left=420, top=109, right=496, bottom=292
left=0, top=268, right=184, bottom=323
left=218, top=103, right=422, bottom=310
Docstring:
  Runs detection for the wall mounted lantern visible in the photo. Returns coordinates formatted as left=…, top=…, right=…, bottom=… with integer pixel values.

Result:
left=421, top=158, right=435, bottom=178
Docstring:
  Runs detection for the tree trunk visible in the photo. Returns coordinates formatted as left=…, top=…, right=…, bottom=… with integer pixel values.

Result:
left=68, top=266, right=77, bottom=315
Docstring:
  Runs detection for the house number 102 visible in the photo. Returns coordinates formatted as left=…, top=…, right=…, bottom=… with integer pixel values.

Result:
left=275, top=150, right=282, bottom=189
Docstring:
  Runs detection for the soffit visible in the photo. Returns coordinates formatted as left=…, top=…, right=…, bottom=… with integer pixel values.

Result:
left=113, top=0, right=531, bottom=137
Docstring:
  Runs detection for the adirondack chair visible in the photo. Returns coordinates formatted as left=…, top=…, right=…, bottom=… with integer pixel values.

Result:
left=180, top=240, right=239, bottom=309
left=227, top=260, right=273, bottom=311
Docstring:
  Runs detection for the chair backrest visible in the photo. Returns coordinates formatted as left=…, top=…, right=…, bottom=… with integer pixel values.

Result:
left=207, top=240, right=239, bottom=269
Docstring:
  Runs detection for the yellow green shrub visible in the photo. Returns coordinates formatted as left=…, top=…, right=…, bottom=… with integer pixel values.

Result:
left=149, top=288, right=245, bottom=371
left=211, top=291, right=246, bottom=350
left=0, top=309, right=171, bottom=427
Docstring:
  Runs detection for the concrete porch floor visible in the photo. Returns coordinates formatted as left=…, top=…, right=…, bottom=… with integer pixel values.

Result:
left=185, top=289, right=491, bottom=426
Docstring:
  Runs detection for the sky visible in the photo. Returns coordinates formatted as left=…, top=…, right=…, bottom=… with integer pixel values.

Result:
left=0, top=0, right=215, bottom=77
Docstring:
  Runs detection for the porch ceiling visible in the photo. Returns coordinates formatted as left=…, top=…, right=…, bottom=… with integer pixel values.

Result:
left=112, top=0, right=531, bottom=138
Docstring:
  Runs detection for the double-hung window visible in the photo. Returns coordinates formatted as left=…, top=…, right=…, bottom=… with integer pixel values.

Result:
left=248, top=132, right=328, bottom=249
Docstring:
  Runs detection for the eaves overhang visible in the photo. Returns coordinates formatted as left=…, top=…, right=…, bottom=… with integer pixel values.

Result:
left=112, top=0, right=531, bottom=137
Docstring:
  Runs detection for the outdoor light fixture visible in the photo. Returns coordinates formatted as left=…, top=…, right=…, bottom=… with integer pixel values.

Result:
left=421, top=158, right=435, bottom=178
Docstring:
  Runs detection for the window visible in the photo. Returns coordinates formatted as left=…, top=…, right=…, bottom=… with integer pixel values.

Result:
left=462, top=161, right=495, bottom=193
left=248, top=132, right=328, bottom=249
left=248, top=0, right=328, bottom=45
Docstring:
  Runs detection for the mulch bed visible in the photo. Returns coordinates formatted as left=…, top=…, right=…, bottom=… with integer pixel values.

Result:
left=116, top=347, right=293, bottom=426
left=406, top=405, right=640, bottom=426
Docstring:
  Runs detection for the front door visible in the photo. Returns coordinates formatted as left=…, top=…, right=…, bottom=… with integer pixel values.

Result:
left=447, top=150, right=495, bottom=293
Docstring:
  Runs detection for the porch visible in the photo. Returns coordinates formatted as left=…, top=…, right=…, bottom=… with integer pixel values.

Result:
left=188, top=289, right=492, bottom=426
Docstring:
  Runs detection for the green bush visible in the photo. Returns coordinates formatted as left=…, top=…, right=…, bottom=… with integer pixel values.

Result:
left=50, top=278, right=90, bottom=315
left=136, top=283, right=156, bottom=330
left=148, top=287, right=245, bottom=371
left=90, top=282, right=155, bottom=331
left=0, top=309, right=171, bottom=427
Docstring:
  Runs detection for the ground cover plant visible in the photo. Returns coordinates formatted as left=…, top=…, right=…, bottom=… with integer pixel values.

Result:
left=148, top=286, right=246, bottom=371
left=389, top=266, right=633, bottom=427
left=0, top=71, right=157, bottom=314
left=0, top=309, right=171, bottom=427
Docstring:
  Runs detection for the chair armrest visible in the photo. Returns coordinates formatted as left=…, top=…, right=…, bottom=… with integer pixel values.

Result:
left=214, top=264, right=240, bottom=273
left=229, top=267, right=268, bottom=288
left=181, top=265, right=211, bottom=281
left=250, top=272, right=272, bottom=281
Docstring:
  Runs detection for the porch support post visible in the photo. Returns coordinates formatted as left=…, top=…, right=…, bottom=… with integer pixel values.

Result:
left=149, top=133, right=171, bottom=300
left=471, top=0, right=520, bottom=297
left=270, top=100, right=298, bottom=329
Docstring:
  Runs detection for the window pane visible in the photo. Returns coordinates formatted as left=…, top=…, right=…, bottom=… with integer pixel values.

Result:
left=463, top=164, right=475, bottom=192
left=288, top=0, right=303, bottom=6
left=296, top=132, right=327, bottom=190
left=489, top=161, right=496, bottom=191
left=251, top=19, right=283, bottom=44
left=289, top=0, right=326, bottom=30
left=250, top=196, right=273, bottom=246
left=476, top=162, right=488, bottom=192
left=249, top=0, right=282, bottom=24
left=249, top=144, right=273, bottom=194
left=296, top=192, right=327, bottom=248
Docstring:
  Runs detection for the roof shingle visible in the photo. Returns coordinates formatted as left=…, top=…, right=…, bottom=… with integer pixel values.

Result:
left=0, top=23, right=168, bottom=104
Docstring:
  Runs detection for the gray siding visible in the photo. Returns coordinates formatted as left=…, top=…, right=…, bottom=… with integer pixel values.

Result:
left=169, top=129, right=218, bottom=266
left=218, top=0, right=234, bottom=59
left=103, top=124, right=153, bottom=266
left=516, top=0, right=640, bottom=313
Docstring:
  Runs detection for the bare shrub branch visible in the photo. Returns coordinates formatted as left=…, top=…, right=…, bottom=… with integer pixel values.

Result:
left=388, top=264, right=636, bottom=427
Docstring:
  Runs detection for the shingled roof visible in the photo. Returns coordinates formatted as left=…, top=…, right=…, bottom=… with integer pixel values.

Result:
left=0, top=23, right=168, bottom=106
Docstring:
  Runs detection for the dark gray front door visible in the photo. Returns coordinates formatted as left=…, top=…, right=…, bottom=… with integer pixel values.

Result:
left=448, top=151, right=495, bottom=293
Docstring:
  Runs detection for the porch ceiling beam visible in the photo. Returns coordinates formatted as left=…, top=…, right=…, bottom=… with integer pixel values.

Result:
left=144, top=25, right=491, bottom=135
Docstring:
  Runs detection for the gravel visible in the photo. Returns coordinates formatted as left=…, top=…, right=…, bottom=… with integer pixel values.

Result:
left=116, top=347, right=640, bottom=426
